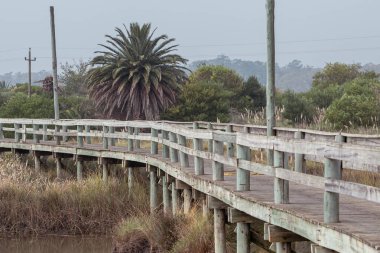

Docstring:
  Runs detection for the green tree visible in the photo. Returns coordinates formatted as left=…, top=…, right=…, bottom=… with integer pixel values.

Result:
left=189, top=65, right=244, bottom=94
left=87, top=23, right=188, bottom=120
left=162, top=81, right=232, bottom=122
left=325, top=78, right=380, bottom=129
left=312, top=63, right=378, bottom=88
left=237, top=76, right=266, bottom=111
left=0, top=93, right=54, bottom=118
left=280, top=90, right=315, bottom=124
left=60, top=61, right=89, bottom=96
left=60, top=96, right=97, bottom=119
left=306, top=84, right=343, bottom=108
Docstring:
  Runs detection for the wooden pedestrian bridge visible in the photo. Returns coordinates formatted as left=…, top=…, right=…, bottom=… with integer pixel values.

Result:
left=0, top=118, right=379, bottom=253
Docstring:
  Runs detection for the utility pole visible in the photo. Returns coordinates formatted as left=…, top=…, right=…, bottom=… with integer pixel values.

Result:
left=50, top=6, right=60, bottom=120
left=266, top=0, right=275, bottom=166
left=25, top=48, right=36, bottom=98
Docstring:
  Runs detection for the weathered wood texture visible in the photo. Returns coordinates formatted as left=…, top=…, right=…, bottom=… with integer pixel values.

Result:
left=1, top=118, right=380, bottom=253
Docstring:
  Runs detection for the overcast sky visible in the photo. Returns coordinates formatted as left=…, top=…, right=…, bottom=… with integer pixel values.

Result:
left=1, top=0, right=380, bottom=73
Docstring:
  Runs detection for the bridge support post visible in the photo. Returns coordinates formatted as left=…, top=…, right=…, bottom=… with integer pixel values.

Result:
left=294, top=131, right=305, bottom=173
left=193, top=122, right=204, bottom=175
left=276, top=243, right=291, bottom=253
left=214, top=209, right=227, bottom=253
left=33, top=152, right=41, bottom=172
left=169, top=132, right=178, bottom=163
left=311, top=244, right=335, bottom=253
left=56, top=157, right=62, bottom=180
left=149, top=166, right=158, bottom=213
left=128, top=167, right=133, bottom=199
left=324, top=134, right=344, bottom=223
left=77, top=160, right=83, bottom=181
left=171, top=182, right=180, bottom=215
left=162, top=173, right=171, bottom=215
left=162, top=130, right=169, bottom=159
left=183, top=188, right=192, bottom=214
left=102, top=159, right=108, bottom=183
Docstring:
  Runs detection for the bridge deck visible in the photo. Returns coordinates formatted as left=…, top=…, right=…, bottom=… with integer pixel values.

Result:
left=2, top=138, right=380, bottom=251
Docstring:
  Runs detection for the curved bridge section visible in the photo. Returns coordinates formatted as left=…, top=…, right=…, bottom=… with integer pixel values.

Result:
left=0, top=119, right=380, bottom=253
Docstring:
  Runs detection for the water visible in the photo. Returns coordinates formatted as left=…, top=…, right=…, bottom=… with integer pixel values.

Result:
left=0, top=236, right=113, bottom=253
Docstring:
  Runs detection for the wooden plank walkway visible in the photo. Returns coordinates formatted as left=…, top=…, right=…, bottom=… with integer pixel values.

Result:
left=1, top=119, right=380, bottom=253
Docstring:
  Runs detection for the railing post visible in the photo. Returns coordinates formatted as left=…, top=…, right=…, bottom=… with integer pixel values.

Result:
left=33, top=124, right=40, bottom=144
left=162, top=130, right=169, bottom=159
left=54, top=124, right=61, bottom=145
left=62, top=125, right=68, bottom=142
left=77, top=125, right=83, bottom=148
left=151, top=128, right=158, bottom=155
left=178, top=134, right=189, bottom=167
left=22, top=124, right=26, bottom=142
left=208, top=123, right=213, bottom=152
left=213, top=139, right=224, bottom=181
left=324, top=134, right=345, bottom=223
left=103, top=126, right=109, bottom=149
left=193, top=122, right=204, bottom=175
left=42, top=124, right=48, bottom=141
left=226, top=125, right=234, bottom=157
left=274, top=150, right=289, bottom=204
left=85, top=125, right=91, bottom=144
left=108, top=126, right=115, bottom=147
left=149, top=166, right=158, bottom=213
left=0, top=123, right=3, bottom=140
left=134, top=127, right=140, bottom=149
left=236, top=127, right=250, bottom=191
left=14, top=123, right=20, bottom=142
left=127, top=127, right=133, bottom=151
left=294, top=131, right=305, bottom=173
left=169, top=132, right=178, bottom=163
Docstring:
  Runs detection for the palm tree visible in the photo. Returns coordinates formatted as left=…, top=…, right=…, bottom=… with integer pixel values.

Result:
left=86, top=23, right=188, bottom=120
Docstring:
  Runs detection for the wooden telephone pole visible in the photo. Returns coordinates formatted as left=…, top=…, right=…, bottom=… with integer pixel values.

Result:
left=50, top=6, right=60, bottom=120
left=25, top=48, right=36, bottom=98
left=266, top=0, right=275, bottom=166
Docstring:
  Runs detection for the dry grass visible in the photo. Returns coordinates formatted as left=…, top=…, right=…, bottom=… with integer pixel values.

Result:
left=0, top=154, right=149, bottom=236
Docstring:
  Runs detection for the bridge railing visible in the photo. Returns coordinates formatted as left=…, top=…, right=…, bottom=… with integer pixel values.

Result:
left=0, top=118, right=380, bottom=224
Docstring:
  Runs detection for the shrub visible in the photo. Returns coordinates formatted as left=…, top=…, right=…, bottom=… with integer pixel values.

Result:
left=162, top=81, right=233, bottom=122
left=280, top=90, right=315, bottom=124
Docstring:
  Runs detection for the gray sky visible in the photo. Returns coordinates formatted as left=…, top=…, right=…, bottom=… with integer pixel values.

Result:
left=1, top=0, right=380, bottom=73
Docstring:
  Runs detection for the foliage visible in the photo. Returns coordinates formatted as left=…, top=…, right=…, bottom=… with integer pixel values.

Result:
left=306, top=84, right=343, bottom=108
left=325, top=78, right=380, bottom=129
left=87, top=23, right=188, bottom=120
left=189, top=65, right=244, bottom=95
left=312, top=63, right=378, bottom=88
left=162, top=81, right=232, bottom=122
left=0, top=93, right=54, bottom=118
left=237, top=76, right=266, bottom=111
left=60, top=61, right=89, bottom=96
left=60, top=96, right=97, bottom=119
left=11, top=83, right=45, bottom=96
left=280, top=90, right=315, bottom=124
